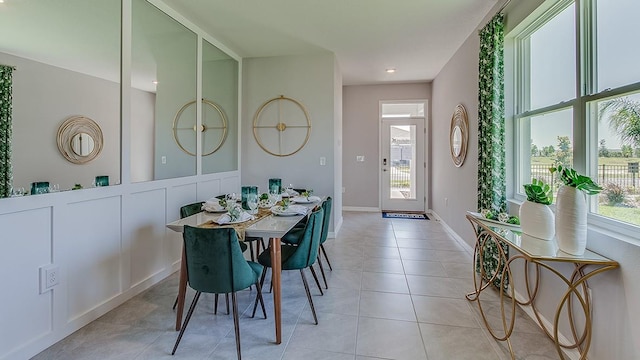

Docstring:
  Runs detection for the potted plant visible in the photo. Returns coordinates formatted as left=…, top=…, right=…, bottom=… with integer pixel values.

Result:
left=550, top=165, right=603, bottom=255
left=520, top=178, right=555, bottom=240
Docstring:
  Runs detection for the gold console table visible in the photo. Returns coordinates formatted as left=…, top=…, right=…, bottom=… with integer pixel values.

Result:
left=465, top=213, right=618, bottom=360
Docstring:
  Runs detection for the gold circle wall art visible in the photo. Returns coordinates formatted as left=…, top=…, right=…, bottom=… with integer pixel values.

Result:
left=450, top=104, right=469, bottom=167
left=57, top=115, right=104, bottom=164
left=172, top=99, right=228, bottom=156
left=252, top=95, right=311, bottom=157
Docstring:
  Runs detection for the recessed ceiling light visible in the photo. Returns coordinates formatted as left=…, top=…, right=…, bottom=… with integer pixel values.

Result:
left=386, top=68, right=396, bottom=73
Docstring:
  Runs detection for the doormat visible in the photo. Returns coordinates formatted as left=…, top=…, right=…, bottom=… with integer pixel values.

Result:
left=382, top=212, right=429, bottom=220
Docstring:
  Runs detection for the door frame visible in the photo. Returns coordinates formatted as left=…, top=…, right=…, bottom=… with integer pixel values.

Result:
left=379, top=99, right=429, bottom=212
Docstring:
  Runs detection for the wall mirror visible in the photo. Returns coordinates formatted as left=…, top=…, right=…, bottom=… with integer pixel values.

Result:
left=0, top=0, right=121, bottom=194
left=131, top=0, right=197, bottom=183
left=57, top=115, right=104, bottom=164
left=450, top=104, right=469, bottom=167
left=202, top=39, right=239, bottom=174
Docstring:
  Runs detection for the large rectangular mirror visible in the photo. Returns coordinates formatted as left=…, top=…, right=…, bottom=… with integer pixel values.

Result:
left=131, top=0, right=197, bottom=182
left=202, top=40, right=239, bottom=174
left=0, top=0, right=121, bottom=194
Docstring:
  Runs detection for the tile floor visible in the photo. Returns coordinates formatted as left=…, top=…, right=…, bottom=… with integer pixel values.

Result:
left=33, top=212, right=558, bottom=360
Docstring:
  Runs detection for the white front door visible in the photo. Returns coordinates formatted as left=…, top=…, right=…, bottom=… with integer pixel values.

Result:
left=381, top=117, right=425, bottom=212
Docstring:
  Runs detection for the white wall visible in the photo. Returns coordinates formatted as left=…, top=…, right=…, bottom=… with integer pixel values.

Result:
left=431, top=0, right=640, bottom=358
left=130, top=89, right=156, bottom=183
left=241, top=52, right=342, bottom=231
left=342, top=83, right=431, bottom=209
left=0, top=172, right=239, bottom=360
left=2, top=52, right=121, bottom=190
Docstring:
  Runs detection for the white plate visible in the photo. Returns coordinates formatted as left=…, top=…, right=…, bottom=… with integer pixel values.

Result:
left=270, top=205, right=302, bottom=216
left=467, top=211, right=520, bottom=228
left=291, top=196, right=319, bottom=204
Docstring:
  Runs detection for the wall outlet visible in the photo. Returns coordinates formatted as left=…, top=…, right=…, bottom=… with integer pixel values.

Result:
left=161, top=156, right=167, bottom=164
left=40, top=264, right=60, bottom=293
left=320, top=157, right=326, bottom=166
left=356, top=155, right=365, bottom=162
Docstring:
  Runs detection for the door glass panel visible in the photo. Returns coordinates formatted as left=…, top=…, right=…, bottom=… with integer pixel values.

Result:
left=389, top=125, right=416, bottom=200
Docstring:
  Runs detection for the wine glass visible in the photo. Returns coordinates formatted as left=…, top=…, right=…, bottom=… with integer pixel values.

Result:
left=247, top=193, right=258, bottom=215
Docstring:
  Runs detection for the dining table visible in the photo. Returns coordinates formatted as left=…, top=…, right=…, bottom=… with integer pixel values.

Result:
left=165, top=196, right=321, bottom=345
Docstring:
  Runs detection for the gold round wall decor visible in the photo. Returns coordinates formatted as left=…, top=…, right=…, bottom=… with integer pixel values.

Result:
left=450, top=104, right=469, bottom=167
left=172, top=99, right=228, bottom=156
left=252, top=95, right=311, bottom=157
left=57, top=115, right=103, bottom=164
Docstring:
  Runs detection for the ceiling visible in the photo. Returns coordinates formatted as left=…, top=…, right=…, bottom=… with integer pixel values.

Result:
left=164, top=0, right=500, bottom=85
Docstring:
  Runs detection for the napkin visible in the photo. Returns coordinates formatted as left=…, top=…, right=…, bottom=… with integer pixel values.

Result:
left=215, top=211, right=254, bottom=224
left=286, top=205, right=309, bottom=215
left=202, top=199, right=224, bottom=212
left=293, top=195, right=321, bottom=203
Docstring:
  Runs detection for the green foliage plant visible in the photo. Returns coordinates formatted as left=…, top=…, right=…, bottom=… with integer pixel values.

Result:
left=523, top=178, right=553, bottom=205
left=550, top=165, right=603, bottom=195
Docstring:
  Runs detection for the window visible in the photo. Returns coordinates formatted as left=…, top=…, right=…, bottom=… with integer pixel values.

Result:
left=512, top=0, right=640, bottom=229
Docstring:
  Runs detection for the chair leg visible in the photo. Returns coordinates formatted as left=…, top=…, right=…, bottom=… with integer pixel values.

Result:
left=225, top=293, right=230, bottom=315
left=316, top=255, right=328, bottom=289
left=172, top=291, right=202, bottom=355
left=172, top=294, right=179, bottom=310
left=231, top=292, right=242, bottom=360
left=320, top=244, right=332, bottom=271
left=252, top=268, right=268, bottom=318
left=253, top=279, right=267, bottom=319
left=300, top=269, right=318, bottom=325
left=214, top=294, right=219, bottom=315
left=309, top=265, right=323, bottom=296
left=249, top=241, right=255, bottom=261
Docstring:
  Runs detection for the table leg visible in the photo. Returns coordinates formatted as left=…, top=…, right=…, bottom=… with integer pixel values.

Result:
left=270, top=237, right=282, bottom=344
left=175, top=247, right=187, bottom=331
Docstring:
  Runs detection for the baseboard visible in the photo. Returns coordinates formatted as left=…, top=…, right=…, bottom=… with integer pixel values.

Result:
left=429, top=210, right=474, bottom=254
left=342, top=206, right=380, bottom=212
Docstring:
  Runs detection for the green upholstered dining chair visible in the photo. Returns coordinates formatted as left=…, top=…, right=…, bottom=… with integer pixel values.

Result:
left=214, top=194, right=265, bottom=261
left=281, top=197, right=332, bottom=289
left=173, top=202, right=248, bottom=312
left=172, top=226, right=266, bottom=359
left=252, top=206, right=324, bottom=324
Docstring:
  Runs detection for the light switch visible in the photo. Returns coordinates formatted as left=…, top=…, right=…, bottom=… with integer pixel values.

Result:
left=161, top=156, right=167, bottom=164
left=356, top=155, right=365, bottom=162
left=320, top=157, right=326, bottom=166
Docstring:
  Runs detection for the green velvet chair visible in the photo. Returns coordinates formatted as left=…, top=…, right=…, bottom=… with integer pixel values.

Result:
left=215, top=195, right=265, bottom=261
left=172, top=226, right=266, bottom=359
left=252, top=207, right=324, bottom=324
left=281, top=197, right=332, bottom=289
left=173, top=202, right=248, bottom=312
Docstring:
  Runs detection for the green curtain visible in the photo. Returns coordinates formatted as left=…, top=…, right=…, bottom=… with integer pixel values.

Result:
left=0, top=65, right=13, bottom=198
left=477, top=14, right=508, bottom=289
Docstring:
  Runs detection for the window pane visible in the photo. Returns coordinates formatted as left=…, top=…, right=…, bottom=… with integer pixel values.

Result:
left=389, top=125, right=416, bottom=200
left=591, top=93, right=640, bottom=226
left=596, top=0, right=640, bottom=91
left=524, top=108, right=574, bottom=201
left=528, top=3, right=576, bottom=110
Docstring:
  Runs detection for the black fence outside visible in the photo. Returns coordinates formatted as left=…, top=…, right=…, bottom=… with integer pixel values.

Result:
left=531, top=164, right=639, bottom=193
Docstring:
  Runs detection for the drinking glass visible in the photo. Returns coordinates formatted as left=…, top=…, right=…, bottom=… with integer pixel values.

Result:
left=247, top=193, right=258, bottom=215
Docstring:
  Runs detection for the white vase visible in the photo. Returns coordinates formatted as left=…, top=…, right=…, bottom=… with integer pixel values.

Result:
left=519, top=200, right=555, bottom=240
left=555, top=186, right=587, bottom=255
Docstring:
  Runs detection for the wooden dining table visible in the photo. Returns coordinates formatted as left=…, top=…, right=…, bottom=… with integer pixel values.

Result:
left=165, top=200, right=318, bottom=344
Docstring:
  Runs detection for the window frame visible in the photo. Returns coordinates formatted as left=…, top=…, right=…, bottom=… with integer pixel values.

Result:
left=509, top=0, right=640, bottom=240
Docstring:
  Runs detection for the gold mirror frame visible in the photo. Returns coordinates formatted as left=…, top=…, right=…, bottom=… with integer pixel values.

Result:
left=56, top=115, right=103, bottom=164
left=450, top=104, right=469, bottom=167
left=252, top=95, right=311, bottom=157
left=172, top=99, right=228, bottom=156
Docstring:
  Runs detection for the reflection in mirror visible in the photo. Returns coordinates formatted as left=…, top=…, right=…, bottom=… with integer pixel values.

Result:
left=71, top=133, right=95, bottom=157
left=202, top=40, right=239, bottom=174
left=0, top=0, right=121, bottom=194
left=452, top=126, right=462, bottom=157
left=131, top=0, right=197, bottom=182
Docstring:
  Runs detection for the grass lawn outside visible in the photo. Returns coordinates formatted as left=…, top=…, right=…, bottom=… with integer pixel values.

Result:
left=597, top=205, right=640, bottom=226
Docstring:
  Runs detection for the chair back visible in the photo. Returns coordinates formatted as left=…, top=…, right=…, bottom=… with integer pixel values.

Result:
left=282, top=207, right=324, bottom=270
left=182, top=226, right=259, bottom=294
left=319, top=197, right=332, bottom=245
left=180, top=202, right=204, bottom=219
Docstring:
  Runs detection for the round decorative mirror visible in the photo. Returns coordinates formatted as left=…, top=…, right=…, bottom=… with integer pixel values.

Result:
left=57, top=115, right=103, bottom=164
left=450, top=104, right=469, bottom=167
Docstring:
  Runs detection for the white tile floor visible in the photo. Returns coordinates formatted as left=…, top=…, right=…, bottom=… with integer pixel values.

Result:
left=33, top=212, right=558, bottom=360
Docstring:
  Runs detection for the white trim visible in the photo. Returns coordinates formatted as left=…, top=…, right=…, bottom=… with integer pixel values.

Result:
left=342, top=206, right=380, bottom=212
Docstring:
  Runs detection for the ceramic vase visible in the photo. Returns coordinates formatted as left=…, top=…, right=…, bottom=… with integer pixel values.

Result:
left=555, top=185, right=587, bottom=255
left=519, top=200, right=555, bottom=240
